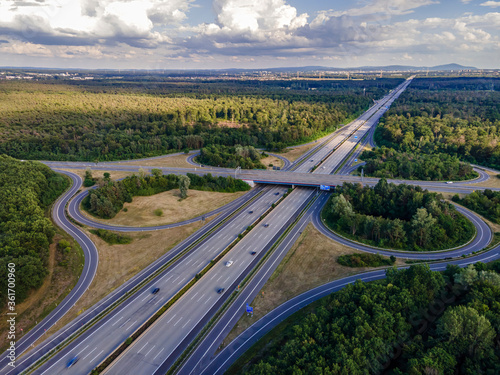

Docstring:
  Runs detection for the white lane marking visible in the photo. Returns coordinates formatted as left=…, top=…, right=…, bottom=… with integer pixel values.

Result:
left=217, top=275, right=223, bottom=282
left=223, top=276, right=231, bottom=284
left=76, top=345, right=89, bottom=356
left=153, top=348, right=165, bottom=361
left=145, top=345, right=156, bottom=357
left=142, top=294, right=150, bottom=301
left=159, top=274, right=173, bottom=282
left=210, top=273, right=217, bottom=280
left=111, top=316, right=123, bottom=326
left=190, top=291, right=199, bottom=300
left=119, top=318, right=131, bottom=328
left=177, top=277, right=185, bottom=285
left=155, top=298, right=164, bottom=305
left=197, top=294, right=205, bottom=302
left=89, top=350, right=104, bottom=364
left=174, top=317, right=183, bottom=327
left=172, top=276, right=180, bottom=283
left=125, top=320, right=137, bottom=330
left=181, top=319, right=192, bottom=329
left=138, top=342, right=148, bottom=353
left=166, top=314, right=177, bottom=324
left=204, top=296, right=211, bottom=304
left=186, top=258, right=193, bottom=265
left=82, top=347, right=97, bottom=360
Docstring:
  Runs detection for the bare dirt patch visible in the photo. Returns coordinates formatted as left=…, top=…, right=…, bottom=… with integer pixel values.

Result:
left=275, top=143, right=317, bottom=162
left=32, top=219, right=209, bottom=347
left=121, top=154, right=194, bottom=168
left=224, top=223, right=405, bottom=345
left=59, top=168, right=136, bottom=182
left=81, top=189, right=246, bottom=227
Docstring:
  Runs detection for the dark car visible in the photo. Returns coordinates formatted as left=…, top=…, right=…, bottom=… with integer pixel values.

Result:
left=152, top=287, right=160, bottom=294
left=217, top=288, right=225, bottom=294
left=250, top=251, right=257, bottom=255
left=249, top=210, right=254, bottom=214
left=275, top=192, right=279, bottom=195
left=66, top=356, right=79, bottom=368
left=263, top=223, right=269, bottom=227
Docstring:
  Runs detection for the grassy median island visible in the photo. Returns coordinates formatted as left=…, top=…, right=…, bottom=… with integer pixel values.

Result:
left=82, top=170, right=250, bottom=220
left=322, top=179, right=475, bottom=251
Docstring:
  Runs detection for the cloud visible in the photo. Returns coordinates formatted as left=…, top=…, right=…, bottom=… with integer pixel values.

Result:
left=481, top=1, right=500, bottom=7
left=0, top=0, right=192, bottom=48
left=328, top=0, right=438, bottom=17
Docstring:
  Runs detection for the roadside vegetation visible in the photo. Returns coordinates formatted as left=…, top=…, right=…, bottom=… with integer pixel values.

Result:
left=82, top=170, right=250, bottom=219
left=452, top=189, right=500, bottom=224
left=359, top=146, right=477, bottom=181
left=323, top=179, right=475, bottom=251
left=337, top=253, right=395, bottom=268
left=197, top=144, right=266, bottom=169
left=0, top=155, right=69, bottom=305
left=89, top=229, right=133, bottom=245
left=373, top=77, right=500, bottom=170
left=0, top=79, right=402, bottom=161
left=232, top=262, right=500, bottom=375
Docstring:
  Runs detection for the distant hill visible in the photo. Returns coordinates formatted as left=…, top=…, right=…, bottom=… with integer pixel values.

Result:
left=264, top=63, right=478, bottom=72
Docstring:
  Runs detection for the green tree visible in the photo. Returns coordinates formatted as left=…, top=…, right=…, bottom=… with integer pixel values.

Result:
left=178, top=175, right=190, bottom=199
left=411, top=208, right=436, bottom=247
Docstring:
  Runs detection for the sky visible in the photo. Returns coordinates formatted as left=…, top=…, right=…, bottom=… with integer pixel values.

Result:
left=0, top=0, right=499, bottom=70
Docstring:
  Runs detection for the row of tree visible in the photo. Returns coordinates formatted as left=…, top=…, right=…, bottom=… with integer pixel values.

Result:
left=0, top=79, right=397, bottom=161
left=197, top=144, right=266, bottom=169
left=374, top=77, right=500, bottom=169
left=83, top=171, right=250, bottom=219
left=323, top=180, right=474, bottom=251
left=0, top=155, right=69, bottom=305
left=452, top=189, right=500, bottom=224
left=245, top=262, right=500, bottom=375
left=359, top=146, right=477, bottom=181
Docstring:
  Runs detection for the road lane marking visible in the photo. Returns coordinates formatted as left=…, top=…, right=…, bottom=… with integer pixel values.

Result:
left=177, top=277, right=185, bottom=285
left=196, top=294, right=205, bottom=302
left=181, top=319, right=192, bottom=329
left=119, top=318, right=131, bottom=328
left=174, top=317, right=183, bottom=327
left=205, top=296, right=211, bottom=304
left=152, top=348, right=164, bottom=361
left=125, top=320, right=137, bottom=330
left=76, top=345, right=89, bottom=356
left=89, top=350, right=104, bottom=364
left=166, top=314, right=177, bottom=324
left=172, top=276, right=180, bottom=283
left=111, top=316, right=123, bottom=326
left=138, top=342, right=148, bottom=353
left=82, top=347, right=97, bottom=360
left=223, top=276, right=230, bottom=284
left=190, top=291, right=199, bottom=300
left=145, top=345, right=156, bottom=357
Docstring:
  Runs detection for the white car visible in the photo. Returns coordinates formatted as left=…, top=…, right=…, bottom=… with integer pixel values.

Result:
left=446, top=181, right=453, bottom=184
left=225, top=261, right=234, bottom=267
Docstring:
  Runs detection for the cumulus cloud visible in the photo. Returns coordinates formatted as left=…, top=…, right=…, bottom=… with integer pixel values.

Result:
left=0, top=0, right=192, bottom=48
left=328, top=0, right=437, bottom=17
left=481, top=1, right=500, bottom=7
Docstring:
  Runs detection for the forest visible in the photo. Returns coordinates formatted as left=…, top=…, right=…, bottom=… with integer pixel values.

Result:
left=0, top=79, right=401, bottom=161
left=359, top=146, right=477, bottom=181
left=0, top=155, right=68, bottom=305
left=197, top=144, right=266, bottom=169
left=374, top=77, right=500, bottom=169
left=452, top=190, right=500, bottom=224
left=243, top=262, right=500, bottom=375
left=83, top=171, right=250, bottom=219
left=323, top=179, right=474, bottom=251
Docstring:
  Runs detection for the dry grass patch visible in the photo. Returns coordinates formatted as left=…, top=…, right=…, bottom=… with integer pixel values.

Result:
left=224, top=224, right=405, bottom=345
left=275, top=143, right=317, bottom=162
left=261, top=155, right=284, bottom=170
left=469, top=171, right=500, bottom=189
left=32, top=220, right=208, bottom=348
left=81, top=189, right=246, bottom=227
left=121, top=153, right=194, bottom=168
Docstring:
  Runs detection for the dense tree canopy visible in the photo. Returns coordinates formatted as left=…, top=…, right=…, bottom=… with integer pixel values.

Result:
left=323, top=179, right=474, bottom=251
left=243, top=261, right=500, bottom=375
left=452, top=189, right=500, bottom=224
left=0, top=79, right=401, bottom=161
left=197, top=144, right=266, bottom=169
left=374, top=77, right=500, bottom=169
left=360, top=146, right=477, bottom=181
left=0, top=155, right=68, bottom=305
left=83, top=172, right=250, bottom=219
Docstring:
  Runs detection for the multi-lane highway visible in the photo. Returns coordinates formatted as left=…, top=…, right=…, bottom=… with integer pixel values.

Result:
left=5, top=76, right=499, bottom=375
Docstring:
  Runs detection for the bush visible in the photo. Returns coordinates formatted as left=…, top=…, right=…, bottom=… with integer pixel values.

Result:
left=153, top=209, right=163, bottom=217
left=89, top=229, right=132, bottom=245
left=337, top=253, right=395, bottom=268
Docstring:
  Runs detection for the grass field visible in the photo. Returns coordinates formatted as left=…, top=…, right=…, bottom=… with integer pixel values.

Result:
left=59, top=168, right=137, bottom=182
left=274, top=143, right=317, bottom=162
left=469, top=170, right=500, bottom=189
left=31, top=219, right=209, bottom=348
left=223, top=223, right=405, bottom=347
left=261, top=154, right=285, bottom=170
left=120, top=153, right=195, bottom=168
left=81, top=189, right=247, bottom=227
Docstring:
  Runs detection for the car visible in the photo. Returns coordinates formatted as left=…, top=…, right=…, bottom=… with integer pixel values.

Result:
left=250, top=251, right=257, bottom=255
left=322, top=166, right=325, bottom=169
left=275, top=192, right=279, bottom=195
left=152, top=287, right=160, bottom=294
left=66, top=356, right=79, bottom=368
left=217, top=288, right=225, bottom=294
left=249, top=210, right=254, bottom=214
left=446, top=181, right=453, bottom=184
left=263, top=223, right=269, bottom=227
left=310, top=159, right=314, bottom=162
left=225, top=261, right=233, bottom=267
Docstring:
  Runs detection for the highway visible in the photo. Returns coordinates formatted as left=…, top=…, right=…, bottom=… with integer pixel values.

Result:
left=5, top=76, right=497, bottom=375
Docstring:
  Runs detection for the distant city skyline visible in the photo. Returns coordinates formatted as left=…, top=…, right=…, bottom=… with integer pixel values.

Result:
left=0, top=0, right=499, bottom=70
